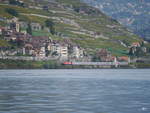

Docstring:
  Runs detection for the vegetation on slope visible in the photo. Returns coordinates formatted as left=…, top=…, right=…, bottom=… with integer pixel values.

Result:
left=0, top=0, right=143, bottom=56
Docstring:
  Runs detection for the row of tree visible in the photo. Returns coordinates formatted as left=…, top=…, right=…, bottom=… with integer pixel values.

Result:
left=9, top=0, right=25, bottom=7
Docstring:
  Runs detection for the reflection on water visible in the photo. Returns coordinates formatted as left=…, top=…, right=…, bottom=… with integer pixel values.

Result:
left=0, top=69, right=150, bottom=113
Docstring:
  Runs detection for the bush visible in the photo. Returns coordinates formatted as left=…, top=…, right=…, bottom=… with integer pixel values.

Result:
left=27, top=23, right=32, bottom=35
left=9, top=0, right=24, bottom=7
left=5, top=8, right=19, bottom=17
left=45, top=19, right=55, bottom=35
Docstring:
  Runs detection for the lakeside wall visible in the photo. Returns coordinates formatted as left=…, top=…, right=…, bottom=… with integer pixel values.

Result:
left=0, top=56, right=150, bottom=69
left=0, top=59, right=130, bottom=69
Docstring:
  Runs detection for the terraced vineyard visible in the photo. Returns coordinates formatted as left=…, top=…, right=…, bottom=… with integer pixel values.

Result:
left=0, top=0, right=143, bottom=56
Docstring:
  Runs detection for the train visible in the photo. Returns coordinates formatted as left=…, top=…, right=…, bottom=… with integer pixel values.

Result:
left=63, top=61, right=128, bottom=66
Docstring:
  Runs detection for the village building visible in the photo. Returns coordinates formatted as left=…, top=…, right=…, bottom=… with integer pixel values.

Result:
left=28, top=36, right=50, bottom=57
left=23, top=44, right=34, bottom=55
left=15, top=32, right=30, bottom=43
left=60, top=44, right=68, bottom=60
left=20, top=29, right=27, bottom=34
left=19, top=21, right=28, bottom=29
left=50, top=42, right=68, bottom=60
left=9, top=22, right=20, bottom=32
left=19, top=22, right=28, bottom=28
left=132, top=42, right=140, bottom=47
left=37, top=46, right=46, bottom=58
left=0, top=27, right=4, bottom=35
left=3, top=29, right=16, bottom=41
left=0, top=17, right=6, bottom=22
left=7, top=17, right=19, bottom=23
left=72, top=46, right=84, bottom=59
left=5, top=34, right=17, bottom=41
left=51, top=43, right=60, bottom=55
left=30, top=23, right=42, bottom=31
left=118, top=56, right=130, bottom=63
left=0, top=28, right=2, bottom=35
left=141, top=47, right=147, bottom=53
left=97, top=49, right=112, bottom=62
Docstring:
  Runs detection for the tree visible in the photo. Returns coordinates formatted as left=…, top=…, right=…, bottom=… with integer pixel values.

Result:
left=92, top=55, right=100, bottom=62
left=50, top=26, right=55, bottom=35
left=9, top=0, right=18, bottom=5
left=9, top=0, right=24, bottom=7
left=45, top=19, right=54, bottom=27
left=5, top=8, right=19, bottom=17
left=129, top=47, right=134, bottom=56
left=135, top=47, right=145, bottom=57
left=27, top=23, right=32, bottom=35
left=45, top=19, right=55, bottom=35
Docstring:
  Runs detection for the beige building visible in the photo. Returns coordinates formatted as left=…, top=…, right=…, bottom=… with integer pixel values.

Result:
left=16, top=22, right=20, bottom=32
left=60, top=45, right=68, bottom=59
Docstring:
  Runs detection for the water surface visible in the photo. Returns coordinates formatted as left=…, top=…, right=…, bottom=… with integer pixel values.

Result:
left=0, top=69, right=150, bottom=113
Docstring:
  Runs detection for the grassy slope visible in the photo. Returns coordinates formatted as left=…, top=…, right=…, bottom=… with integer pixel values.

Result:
left=0, top=0, right=142, bottom=56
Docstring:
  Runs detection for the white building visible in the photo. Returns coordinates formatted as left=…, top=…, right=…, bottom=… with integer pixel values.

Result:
left=0, top=28, right=2, bottom=35
left=30, top=22, right=42, bottom=31
left=38, top=47, right=46, bottom=58
left=51, top=43, right=68, bottom=60
left=72, top=46, right=84, bottom=59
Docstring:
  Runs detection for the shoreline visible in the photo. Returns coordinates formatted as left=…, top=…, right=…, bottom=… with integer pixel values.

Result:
left=1, top=67, right=150, bottom=70
left=0, top=59, right=150, bottom=69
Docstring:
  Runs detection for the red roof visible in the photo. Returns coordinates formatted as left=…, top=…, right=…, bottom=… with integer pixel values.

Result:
left=132, top=42, right=140, bottom=47
left=118, top=56, right=129, bottom=61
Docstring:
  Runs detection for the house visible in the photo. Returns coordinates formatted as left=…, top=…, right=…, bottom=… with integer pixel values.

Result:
left=60, top=44, right=68, bottom=60
left=19, top=21, right=28, bottom=29
left=23, top=44, right=34, bottom=55
left=19, top=21, right=28, bottom=34
left=0, top=28, right=2, bottom=35
left=50, top=42, right=68, bottom=60
left=28, top=36, right=50, bottom=57
left=7, top=17, right=19, bottom=23
left=37, top=46, right=46, bottom=58
left=97, top=49, right=112, bottom=62
left=72, top=46, right=84, bottom=59
left=20, top=29, right=27, bottom=34
left=3, top=30, right=17, bottom=41
left=51, top=43, right=61, bottom=54
left=30, top=36, right=50, bottom=46
left=132, top=42, right=140, bottom=47
left=9, top=22, right=20, bottom=32
left=118, top=56, right=130, bottom=63
left=0, top=27, right=4, bottom=35
left=141, top=47, right=147, bottom=53
left=15, top=32, right=30, bottom=43
left=3, top=29, right=13, bottom=36
left=0, top=17, right=6, bottom=21
left=30, top=22, right=42, bottom=31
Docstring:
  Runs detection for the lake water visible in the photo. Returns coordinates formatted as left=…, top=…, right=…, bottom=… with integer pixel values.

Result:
left=0, top=69, right=150, bottom=113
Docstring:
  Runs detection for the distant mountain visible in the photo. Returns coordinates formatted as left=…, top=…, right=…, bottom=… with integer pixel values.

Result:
left=83, top=0, right=150, bottom=40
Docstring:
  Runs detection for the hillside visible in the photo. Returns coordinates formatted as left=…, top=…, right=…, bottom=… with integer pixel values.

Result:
left=0, top=0, right=144, bottom=57
left=83, top=0, right=150, bottom=40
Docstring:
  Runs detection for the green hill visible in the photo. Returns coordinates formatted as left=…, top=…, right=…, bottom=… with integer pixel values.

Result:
left=0, top=0, right=143, bottom=56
